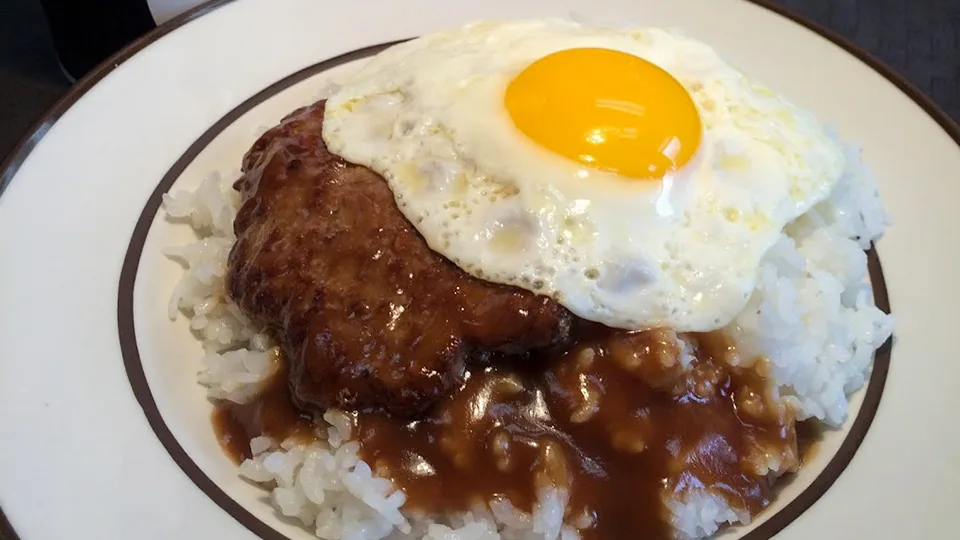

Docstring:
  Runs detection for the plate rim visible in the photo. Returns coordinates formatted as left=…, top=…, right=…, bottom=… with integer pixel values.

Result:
left=4, top=0, right=960, bottom=201
left=0, top=0, right=952, bottom=538
left=0, top=0, right=237, bottom=200
left=0, top=2, right=239, bottom=538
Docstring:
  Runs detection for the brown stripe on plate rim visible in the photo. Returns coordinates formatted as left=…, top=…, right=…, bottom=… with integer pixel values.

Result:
left=5, top=0, right=956, bottom=536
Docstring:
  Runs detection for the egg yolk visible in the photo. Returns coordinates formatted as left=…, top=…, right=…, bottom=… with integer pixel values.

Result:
left=505, top=48, right=702, bottom=179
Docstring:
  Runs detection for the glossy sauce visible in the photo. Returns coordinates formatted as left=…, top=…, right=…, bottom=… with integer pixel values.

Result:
left=795, top=418, right=823, bottom=465
left=214, top=325, right=798, bottom=539
left=212, top=363, right=315, bottom=464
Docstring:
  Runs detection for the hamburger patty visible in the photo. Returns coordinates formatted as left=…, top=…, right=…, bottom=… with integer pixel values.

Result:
left=227, top=101, right=572, bottom=417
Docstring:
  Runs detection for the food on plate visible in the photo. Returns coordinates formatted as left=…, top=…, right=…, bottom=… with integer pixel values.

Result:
left=163, top=18, right=893, bottom=540
left=323, top=20, right=844, bottom=332
left=227, top=101, right=571, bottom=417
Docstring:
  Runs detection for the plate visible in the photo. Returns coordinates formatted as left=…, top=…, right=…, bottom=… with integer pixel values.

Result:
left=0, top=0, right=957, bottom=539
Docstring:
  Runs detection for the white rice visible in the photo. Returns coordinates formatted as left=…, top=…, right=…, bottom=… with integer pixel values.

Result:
left=162, top=135, right=892, bottom=538
left=724, top=141, right=893, bottom=426
left=234, top=410, right=579, bottom=540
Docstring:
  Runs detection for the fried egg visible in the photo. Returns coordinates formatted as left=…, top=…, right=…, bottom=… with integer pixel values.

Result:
left=322, top=19, right=845, bottom=331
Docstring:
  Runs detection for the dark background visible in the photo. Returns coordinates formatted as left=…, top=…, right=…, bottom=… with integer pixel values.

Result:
left=1, top=0, right=958, bottom=161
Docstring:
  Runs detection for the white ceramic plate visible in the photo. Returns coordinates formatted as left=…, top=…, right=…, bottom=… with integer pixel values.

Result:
left=1, top=0, right=957, bottom=538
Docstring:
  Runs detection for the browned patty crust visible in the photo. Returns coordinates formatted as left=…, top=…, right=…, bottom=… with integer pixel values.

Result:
left=227, top=100, right=572, bottom=417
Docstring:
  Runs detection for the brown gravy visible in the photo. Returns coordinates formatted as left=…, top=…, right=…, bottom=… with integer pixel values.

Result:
left=212, top=363, right=314, bottom=464
left=795, top=418, right=823, bottom=465
left=213, top=325, right=798, bottom=539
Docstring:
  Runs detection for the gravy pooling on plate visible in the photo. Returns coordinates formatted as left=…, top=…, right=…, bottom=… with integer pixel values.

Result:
left=214, top=325, right=798, bottom=539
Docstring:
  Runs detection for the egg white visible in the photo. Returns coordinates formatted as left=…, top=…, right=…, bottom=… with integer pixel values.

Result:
left=322, top=19, right=845, bottom=331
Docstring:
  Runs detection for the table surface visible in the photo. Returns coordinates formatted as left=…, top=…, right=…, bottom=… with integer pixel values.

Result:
left=1, top=0, right=958, bottom=162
